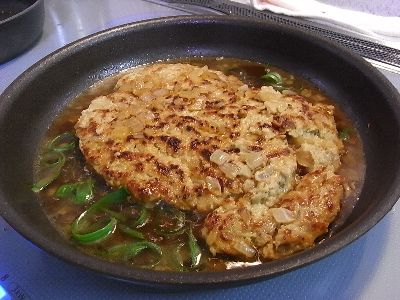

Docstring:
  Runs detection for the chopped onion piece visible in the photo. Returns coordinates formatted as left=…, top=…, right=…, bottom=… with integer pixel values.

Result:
left=233, top=241, right=256, bottom=258
left=173, top=98, right=185, bottom=105
left=127, top=118, right=145, bottom=133
left=255, top=168, right=273, bottom=181
left=270, top=208, right=295, bottom=223
left=210, top=149, right=230, bottom=165
left=140, top=93, right=155, bottom=102
left=238, top=84, right=249, bottom=92
left=206, top=176, right=222, bottom=195
left=131, top=132, right=145, bottom=139
left=153, top=88, right=169, bottom=97
left=235, top=143, right=248, bottom=153
left=137, top=111, right=155, bottom=121
left=219, top=162, right=240, bottom=179
left=243, top=179, right=255, bottom=192
left=242, top=151, right=265, bottom=170
left=235, top=161, right=252, bottom=178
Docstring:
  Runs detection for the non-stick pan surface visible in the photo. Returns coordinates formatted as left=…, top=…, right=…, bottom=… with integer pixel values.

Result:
left=0, top=16, right=400, bottom=288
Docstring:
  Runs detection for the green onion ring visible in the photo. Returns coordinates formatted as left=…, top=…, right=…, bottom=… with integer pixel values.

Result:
left=70, top=188, right=130, bottom=244
left=48, top=132, right=77, bottom=152
left=132, top=207, right=150, bottom=228
left=32, top=151, right=65, bottom=192
left=188, top=225, right=201, bottom=268
left=55, top=179, right=94, bottom=205
left=271, top=84, right=285, bottom=92
left=32, top=132, right=78, bottom=193
left=89, top=188, right=130, bottom=213
left=75, top=179, right=94, bottom=204
left=101, top=208, right=128, bottom=222
left=261, top=71, right=283, bottom=85
left=118, top=224, right=144, bottom=239
left=174, top=227, right=202, bottom=270
left=155, top=202, right=186, bottom=236
left=71, top=212, right=117, bottom=244
left=339, top=128, right=351, bottom=141
left=55, top=183, right=78, bottom=199
left=175, top=242, right=186, bottom=268
left=108, top=242, right=162, bottom=266
left=40, top=151, right=66, bottom=167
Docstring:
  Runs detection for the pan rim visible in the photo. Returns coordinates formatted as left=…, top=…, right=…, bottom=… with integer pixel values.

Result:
left=0, top=0, right=42, bottom=25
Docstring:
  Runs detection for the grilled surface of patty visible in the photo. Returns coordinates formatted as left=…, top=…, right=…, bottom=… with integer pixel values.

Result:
left=202, top=167, right=343, bottom=259
left=75, top=63, right=344, bottom=259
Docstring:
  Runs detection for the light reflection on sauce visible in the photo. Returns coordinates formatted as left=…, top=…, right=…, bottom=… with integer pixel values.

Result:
left=226, top=261, right=262, bottom=269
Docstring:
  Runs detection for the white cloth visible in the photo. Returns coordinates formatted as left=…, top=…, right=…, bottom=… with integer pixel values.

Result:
left=233, top=0, right=400, bottom=42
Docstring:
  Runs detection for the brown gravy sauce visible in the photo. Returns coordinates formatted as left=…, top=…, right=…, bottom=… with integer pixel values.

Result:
left=36, top=58, right=365, bottom=271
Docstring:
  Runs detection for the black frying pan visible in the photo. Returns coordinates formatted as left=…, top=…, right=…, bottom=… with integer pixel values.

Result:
left=0, top=16, right=400, bottom=288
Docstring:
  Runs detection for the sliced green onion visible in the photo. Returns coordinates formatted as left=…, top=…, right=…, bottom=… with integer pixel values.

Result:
left=75, top=179, right=94, bottom=204
left=55, top=179, right=94, bottom=205
left=32, top=175, right=59, bottom=193
left=89, top=188, right=130, bottom=213
left=339, top=128, right=351, bottom=141
left=41, top=151, right=66, bottom=166
left=32, top=132, right=77, bottom=193
left=132, top=207, right=150, bottom=228
left=118, top=224, right=144, bottom=239
left=108, top=242, right=162, bottom=266
left=32, top=151, right=65, bottom=192
left=188, top=225, right=201, bottom=268
left=173, top=227, right=202, bottom=270
left=155, top=202, right=186, bottom=236
left=101, top=208, right=128, bottom=222
left=55, top=183, right=78, bottom=199
left=271, top=84, right=285, bottom=92
left=261, top=71, right=283, bottom=85
left=175, top=242, right=187, bottom=269
left=70, top=188, right=130, bottom=244
left=71, top=212, right=117, bottom=244
left=48, top=132, right=77, bottom=152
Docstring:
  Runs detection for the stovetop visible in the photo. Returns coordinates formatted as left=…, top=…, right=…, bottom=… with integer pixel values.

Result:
left=1, top=1, right=400, bottom=299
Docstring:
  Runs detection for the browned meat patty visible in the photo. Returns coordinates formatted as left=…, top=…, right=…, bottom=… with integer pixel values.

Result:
left=75, top=63, right=344, bottom=259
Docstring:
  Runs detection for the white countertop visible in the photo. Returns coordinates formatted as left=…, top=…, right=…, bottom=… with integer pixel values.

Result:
left=0, top=1, right=399, bottom=299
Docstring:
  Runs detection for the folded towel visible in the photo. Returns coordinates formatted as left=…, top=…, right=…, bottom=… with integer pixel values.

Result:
left=233, top=0, right=400, bottom=40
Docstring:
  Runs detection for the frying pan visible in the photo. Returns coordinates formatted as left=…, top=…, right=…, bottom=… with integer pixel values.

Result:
left=0, top=0, right=44, bottom=63
left=0, top=16, right=400, bottom=288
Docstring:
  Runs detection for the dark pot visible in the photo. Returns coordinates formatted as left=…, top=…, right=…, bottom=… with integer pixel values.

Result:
left=0, top=0, right=44, bottom=63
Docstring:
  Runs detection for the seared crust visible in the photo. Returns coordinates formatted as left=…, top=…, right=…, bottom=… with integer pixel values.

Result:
left=202, top=167, right=343, bottom=259
left=75, top=63, right=344, bottom=259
